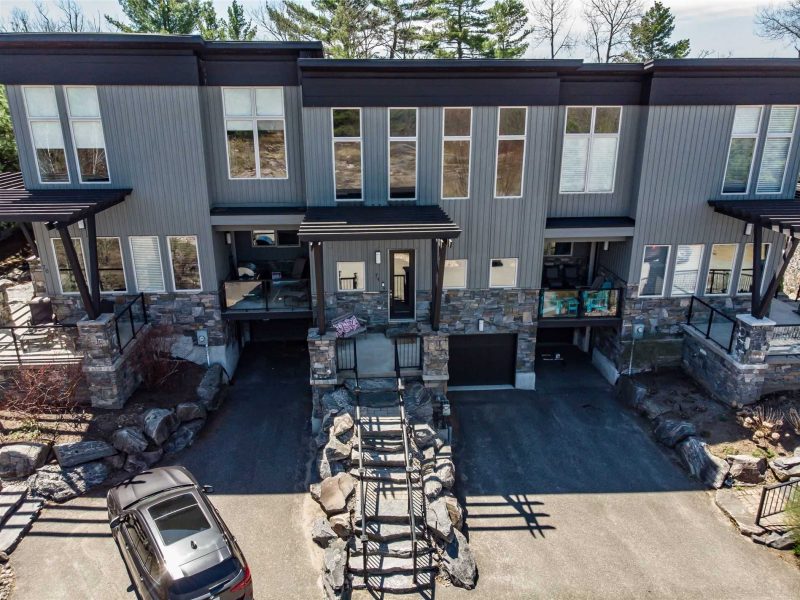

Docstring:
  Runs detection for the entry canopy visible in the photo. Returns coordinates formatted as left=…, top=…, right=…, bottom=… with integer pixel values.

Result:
left=299, top=205, right=461, bottom=241
left=708, top=199, right=800, bottom=238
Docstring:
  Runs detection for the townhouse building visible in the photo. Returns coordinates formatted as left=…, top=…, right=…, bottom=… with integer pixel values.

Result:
left=0, top=33, right=798, bottom=399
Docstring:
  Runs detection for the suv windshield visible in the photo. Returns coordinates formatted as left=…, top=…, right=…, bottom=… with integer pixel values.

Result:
left=149, top=493, right=211, bottom=545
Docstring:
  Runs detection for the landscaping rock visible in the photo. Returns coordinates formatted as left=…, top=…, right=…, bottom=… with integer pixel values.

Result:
left=638, top=396, right=673, bottom=420
left=163, top=419, right=205, bottom=454
left=142, top=408, right=178, bottom=446
left=616, top=376, right=647, bottom=411
left=324, top=436, right=351, bottom=462
left=53, top=440, right=116, bottom=468
left=111, top=427, right=148, bottom=454
left=769, top=456, right=800, bottom=482
left=175, top=402, right=207, bottom=423
left=426, top=497, right=454, bottom=542
left=331, top=413, right=354, bottom=440
left=714, top=488, right=765, bottom=537
left=124, top=448, right=163, bottom=473
left=318, top=454, right=345, bottom=480
left=328, top=512, right=352, bottom=538
left=443, top=493, right=464, bottom=530
left=311, top=517, right=338, bottom=548
left=197, top=364, right=223, bottom=410
left=760, top=531, right=796, bottom=551
left=323, top=538, right=348, bottom=590
left=726, top=455, right=767, bottom=484
left=440, top=528, right=477, bottom=589
left=652, top=418, right=696, bottom=448
left=404, top=382, right=434, bottom=424
left=314, top=473, right=356, bottom=516
left=103, top=453, right=126, bottom=471
left=423, top=475, right=443, bottom=500
left=0, top=443, right=49, bottom=478
left=27, top=462, right=109, bottom=502
left=413, top=424, right=438, bottom=449
left=436, top=459, right=456, bottom=489
left=321, top=388, right=354, bottom=414
left=677, top=437, right=729, bottom=489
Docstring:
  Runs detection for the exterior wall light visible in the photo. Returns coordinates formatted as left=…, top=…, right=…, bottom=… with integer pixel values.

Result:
left=375, top=250, right=381, bottom=264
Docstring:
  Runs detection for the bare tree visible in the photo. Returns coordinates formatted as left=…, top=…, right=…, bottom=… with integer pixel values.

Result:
left=583, top=0, right=642, bottom=62
left=2, top=0, right=100, bottom=32
left=756, top=1, right=800, bottom=57
left=528, top=0, right=575, bottom=58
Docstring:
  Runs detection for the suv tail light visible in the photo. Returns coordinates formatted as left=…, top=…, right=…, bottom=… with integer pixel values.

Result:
left=230, top=564, right=251, bottom=593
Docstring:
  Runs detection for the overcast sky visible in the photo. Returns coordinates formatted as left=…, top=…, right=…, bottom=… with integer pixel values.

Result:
left=0, top=0, right=793, bottom=58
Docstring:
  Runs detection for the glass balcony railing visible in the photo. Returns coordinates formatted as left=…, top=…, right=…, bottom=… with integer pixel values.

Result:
left=538, top=288, right=622, bottom=320
left=220, top=278, right=311, bottom=314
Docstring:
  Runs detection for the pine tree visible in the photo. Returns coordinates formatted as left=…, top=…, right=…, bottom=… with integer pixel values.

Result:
left=201, top=0, right=258, bottom=40
left=0, top=86, right=19, bottom=173
left=484, top=0, right=531, bottom=58
left=423, top=0, right=489, bottom=59
left=106, top=0, right=205, bottom=34
left=623, top=1, right=689, bottom=61
left=374, top=0, right=429, bottom=58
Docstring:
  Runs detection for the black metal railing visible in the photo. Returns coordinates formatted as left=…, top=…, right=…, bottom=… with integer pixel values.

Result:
left=756, top=479, right=799, bottom=526
left=338, top=273, right=359, bottom=291
left=705, top=269, right=732, bottom=295
left=336, top=337, right=358, bottom=372
left=394, top=335, right=422, bottom=371
left=0, top=323, right=80, bottom=366
left=767, top=324, right=800, bottom=356
left=112, top=293, right=148, bottom=353
left=686, top=295, right=737, bottom=353
left=538, top=287, right=623, bottom=320
left=219, top=278, right=311, bottom=313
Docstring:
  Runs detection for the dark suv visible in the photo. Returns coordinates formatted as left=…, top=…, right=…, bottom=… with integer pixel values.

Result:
left=107, top=466, right=253, bottom=600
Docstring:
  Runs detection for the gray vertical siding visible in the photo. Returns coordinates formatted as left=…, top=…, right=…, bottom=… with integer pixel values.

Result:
left=302, top=107, right=335, bottom=206
left=323, top=239, right=432, bottom=293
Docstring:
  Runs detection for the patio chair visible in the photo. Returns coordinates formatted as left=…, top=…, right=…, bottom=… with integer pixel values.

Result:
left=564, top=265, right=581, bottom=288
left=545, top=266, right=563, bottom=289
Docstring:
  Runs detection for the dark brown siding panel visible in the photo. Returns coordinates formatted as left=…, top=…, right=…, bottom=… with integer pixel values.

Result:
left=201, top=59, right=299, bottom=86
left=650, top=76, right=800, bottom=105
left=559, top=79, right=644, bottom=105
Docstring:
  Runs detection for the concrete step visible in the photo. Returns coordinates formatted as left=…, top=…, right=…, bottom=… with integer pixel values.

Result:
left=354, top=521, right=413, bottom=543
left=350, top=571, right=433, bottom=593
left=351, top=448, right=408, bottom=467
left=351, top=467, right=420, bottom=484
left=357, top=439, right=406, bottom=453
left=358, top=418, right=405, bottom=439
left=0, top=485, right=28, bottom=527
left=357, top=494, right=418, bottom=524
left=348, top=552, right=436, bottom=576
left=345, top=378, right=398, bottom=393
left=350, top=538, right=434, bottom=559
left=0, top=498, right=43, bottom=554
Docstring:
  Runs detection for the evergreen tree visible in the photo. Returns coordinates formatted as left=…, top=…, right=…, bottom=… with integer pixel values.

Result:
left=202, top=0, right=258, bottom=40
left=0, top=86, right=19, bottom=173
left=623, top=1, right=688, bottom=61
left=423, top=0, right=489, bottom=58
left=374, top=0, right=429, bottom=58
left=484, top=0, right=531, bottom=58
left=105, top=0, right=205, bottom=34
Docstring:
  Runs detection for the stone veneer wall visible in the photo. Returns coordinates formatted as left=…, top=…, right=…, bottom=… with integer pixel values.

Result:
left=322, top=291, right=431, bottom=329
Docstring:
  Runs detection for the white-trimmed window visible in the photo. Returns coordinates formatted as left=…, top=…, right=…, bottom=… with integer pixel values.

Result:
left=489, top=258, right=518, bottom=288
left=441, top=107, right=472, bottom=199
left=223, top=87, right=287, bottom=180
left=51, top=237, right=87, bottom=294
left=544, top=241, right=572, bottom=256
left=97, top=237, right=126, bottom=292
left=638, top=244, right=670, bottom=297
left=722, top=106, right=763, bottom=194
left=337, top=261, right=365, bottom=291
left=388, top=108, right=417, bottom=200
left=65, top=86, right=110, bottom=183
left=129, top=236, right=165, bottom=292
left=737, top=243, right=771, bottom=295
left=559, top=106, right=621, bottom=193
left=168, top=236, right=202, bottom=292
left=22, top=86, right=69, bottom=184
left=332, top=108, right=363, bottom=201
left=756, top=106, right=798, bottom=194
left=494, top=107, right=527, bottom=198
left=443, top=259, right=467, bottom=289
left=705, top=243, right=738, bottom=295
left=671, top=244, right=704, bottom=296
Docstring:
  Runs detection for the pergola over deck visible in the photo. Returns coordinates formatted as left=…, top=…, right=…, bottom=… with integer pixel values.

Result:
left=298, top=205, right=461, bottom=332
left=0, top=174, right=131, bottom=320
left=708, top=199, right=800, bottom=319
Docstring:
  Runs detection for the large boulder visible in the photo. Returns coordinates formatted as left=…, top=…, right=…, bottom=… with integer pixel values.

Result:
left=197, top=364, right=223, bottom=410
left=616, top=377, right=647, bottom=411
left=111, top=427, right=148, bottom=454
left=440, top=528, right=477, bottom=589
left=313, top=473, right=355, bottom=516
left=323, top=538, right=348, bottom=591
left=653, top=418, right=696, bottom=448
left=423, top=475, right=443, bottom=500
left=677, top=437, right=730, bottom=489
left=0, top=442, right=49, bottom=478
left=53, top=440, right=116, bottom=468
left=142, top=408, right=178, bottom=446
left=426, top=497, right=454, bottom=542
left=124, top=448, right=163, bottom=474
left=27, top=462, right=109, bottom=502
left=436, top=459, right=456, bottom=489
left=404, top=382, right=434, bottom=424
left=726, top=455, right=767, bottom=484
left=324, top=436, right=351, bottom=462
left=321, top=388, right=354, bottom=415
left=163, top=419, right=205, bottom=455
left=311, top=517, right=338, bottom=548
left=328, top=512, right=352, bottom=538
left=769, top=456, right=800, bottom=482
left=443, top=493, right=464, bottom=530
left=413, top=424, right=438, bottom=449
left=175, top=402, right=207, bottom=423
left=331, top=413, right=354, bottom=441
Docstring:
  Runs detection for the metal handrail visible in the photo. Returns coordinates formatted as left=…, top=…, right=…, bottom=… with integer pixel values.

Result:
left=354, top=368, right=368, bottom=588
left=397, top=382, right=421, bottom=584
left=756, top=478, right=799, bottom=526
left=0, top=322, right=80, bottom=366
left=111, top=293, right=148, bottom=353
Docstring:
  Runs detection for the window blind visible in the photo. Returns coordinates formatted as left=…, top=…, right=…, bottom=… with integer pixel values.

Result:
left=130, top=236, right=165, bottom=292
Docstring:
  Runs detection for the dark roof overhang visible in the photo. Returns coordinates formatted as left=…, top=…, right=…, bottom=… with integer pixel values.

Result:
left=708, top=199, right=800, bottom=238
left=299, top=205, right=461, bottom=241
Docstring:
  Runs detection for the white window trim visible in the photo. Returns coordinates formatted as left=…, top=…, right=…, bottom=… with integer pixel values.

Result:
left=331, top=107, right=364, bottom=202
left=97, top=236, right=128, bottom=294
left=387, top=107, right=419, bottom=202
left=50, top=236, right=87, bottom=295
left=756, top=105, right=798, bottom=195
left=721, top=105, right=763, bottom=196
left=64, top=85, right=111, bottom=185
left=559, top=105, right=622, bottom=195
left=222, top=87, right=289, bottom=181
left=736, top=242, right=772, bottom=296
left=443, top=259, right=468, bottom=290
left=637, top=244, right=671, bottom=298
left=704, top=243, right=739, bottom=297
left=129, top=236, right=166, bottom=293
left=441, top=107, right=472, bottom=200
left=336, top=261, right=366, bottom=292
left=494, top=106, right=527, bottom=199
left=167, top=235, right=203, bottom=293
left=22, top=85, right=70, bottom=186
left=488, top=257, right=518, bottom=289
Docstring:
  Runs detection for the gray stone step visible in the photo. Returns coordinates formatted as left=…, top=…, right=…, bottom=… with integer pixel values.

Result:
left=350, top=467, right=421, bottom=484
left=351, top=448, right=408, bottom=467
left=357, top=439, right=406, bottom=453
left=348, top=552, right=436, bottom=576
left=0, top=485, right=28, bottom=527
left=358, top=418, right=405, bottom=439
left=357, top=494, right=416, bottom=524
left=345, top=378, right=398, bottom=393
left=354, top=521, right=413, bottom=542
left=350, top=570, right=433, bottom=593
left=350, top=538, right=434, bottom=559
left=0, top=498, right=43, bottom=554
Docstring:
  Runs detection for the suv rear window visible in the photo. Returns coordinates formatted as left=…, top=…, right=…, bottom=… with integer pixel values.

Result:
left=149, top=493, right=211, bottom=545
left=169, top=557, right=241, bottom=600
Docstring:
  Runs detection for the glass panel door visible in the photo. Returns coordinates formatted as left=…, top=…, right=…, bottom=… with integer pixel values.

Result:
left=389, top=250, right=415, bottom=320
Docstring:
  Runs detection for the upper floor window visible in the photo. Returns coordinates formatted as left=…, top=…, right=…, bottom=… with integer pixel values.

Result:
left=494, top=107, right=527, bottom=198
left=332, top=108, right=362, bottom=201
left=441, top=108, right=471, bottom=199
left=560, top=106, right=621, bottom=194
left=388, top=108, right=417, bottom=200
left=22, top=86, right=69, bottom=184
left=65, top=87, right=110, bottom=183
left=756, top=106, right=798, bottom=194
left=722, top=106, right=762, bottom=194
left=223, top=87, right=287, bottom=180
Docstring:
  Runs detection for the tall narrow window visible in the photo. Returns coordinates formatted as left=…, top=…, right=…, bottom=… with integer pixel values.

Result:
left=332, top=109, right=362, bottom=200
left=559, top=106, right=621, bottom=193
left=130, top=236, right=165, bottom=292
left=489, top=258, right=518, bottom=288
left=737, top=243, right=771, bottom=294
left=51, top=237, right=86, bottom=294
left=22, top=86, right=69, bottom=183
left=757, top=106, right=797, bottom=194
left=443, top=259, right=467, bottom=289
left=705, top=243, right=737, bottom=295
left=441, top=108, right=471, bottom=199
left=97, top=237, right=126, bottom=292
left=388, top=108, right=417, bottom=200
left=722, top=106, right=762, bottom=194
left=168, top=236, right=202, bottom=292
left=65, top=86, right=109, bottom=183
left=671, top=244, right=704, bottom=296
left=494, top=107, right=527, bottom=198
left=223, top=88, right=287, bottom=179
left=638, top=245, right=670, bottom=297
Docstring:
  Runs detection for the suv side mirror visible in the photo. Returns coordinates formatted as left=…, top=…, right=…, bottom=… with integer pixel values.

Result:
left=109, top=515, right=123, bottom=529
left=202, top=485, right=214, bottom=494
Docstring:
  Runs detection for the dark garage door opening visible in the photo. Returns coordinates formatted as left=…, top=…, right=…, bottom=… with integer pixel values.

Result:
left=449, top=334, right=516, bottom=387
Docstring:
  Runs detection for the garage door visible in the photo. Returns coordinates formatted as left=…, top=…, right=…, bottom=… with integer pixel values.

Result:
left=449, top=334, right=517, bottom=387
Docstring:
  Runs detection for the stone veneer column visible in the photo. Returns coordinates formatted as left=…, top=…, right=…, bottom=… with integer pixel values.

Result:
left=421, top=329, right=449, bottom=391
left=307, top=328, right=337, bottom=432
left=0, top=279, right=14, bottom=325
left=26, top=255, right=47, bottom=297
left=733, top=314, right=775, bottom=365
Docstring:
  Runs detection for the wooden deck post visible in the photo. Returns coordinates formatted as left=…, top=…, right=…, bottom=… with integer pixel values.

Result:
left=312, top=242, right=326, bottom=334
left=85, top=215, right=101, bottom=315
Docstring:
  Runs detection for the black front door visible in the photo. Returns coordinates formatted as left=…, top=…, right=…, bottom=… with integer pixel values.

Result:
left=390, top=250, right=415, bottom=320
